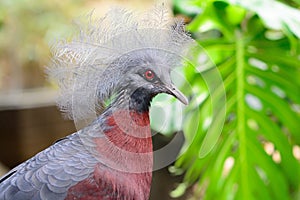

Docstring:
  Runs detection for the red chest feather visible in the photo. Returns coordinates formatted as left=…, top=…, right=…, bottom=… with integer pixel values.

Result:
left=103, top=110, right=152, bottom=153
left=66, top=164, right=152, bottom=200
left=66, top=110, right=153, bottom=199
left=93, top=110, right=153, bottom=172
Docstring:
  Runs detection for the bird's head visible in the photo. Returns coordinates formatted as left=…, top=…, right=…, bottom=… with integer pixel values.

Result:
left=116, top=56, right=188, bottom=112
left=48, top=6, right=193, bottom=120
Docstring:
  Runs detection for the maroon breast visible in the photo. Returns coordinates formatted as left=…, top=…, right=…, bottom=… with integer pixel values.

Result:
left=65, top=110, right=153, bottom=200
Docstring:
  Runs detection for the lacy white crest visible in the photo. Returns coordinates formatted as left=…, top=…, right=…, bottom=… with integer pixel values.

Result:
left=47, top=5, right=193, bottom=121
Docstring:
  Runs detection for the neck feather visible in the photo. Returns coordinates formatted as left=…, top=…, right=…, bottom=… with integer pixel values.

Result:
left=104, top=110, right=152, bottom=153
left=107, top=87, right=154, bottom=113
left=92, top=87, right=154, bottom=173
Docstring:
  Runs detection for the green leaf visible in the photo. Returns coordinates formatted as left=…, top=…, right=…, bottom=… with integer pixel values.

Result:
left=225, top=0, right=300, bottom=38
left=171, top=0, right=300, bottom=199
left=150, top=94, right=185, bottom=135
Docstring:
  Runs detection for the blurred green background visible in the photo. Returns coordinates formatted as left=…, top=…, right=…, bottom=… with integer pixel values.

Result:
left=166, top=0, right=300, bottom=200
left=0, top=0, right=300, bottom=200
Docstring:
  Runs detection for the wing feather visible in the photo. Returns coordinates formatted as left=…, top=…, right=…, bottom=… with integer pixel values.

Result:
left=0, top=133, right=96, bottom=200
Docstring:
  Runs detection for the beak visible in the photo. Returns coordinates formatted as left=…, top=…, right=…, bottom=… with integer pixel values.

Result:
left=164, top=84, right=189, bottom=105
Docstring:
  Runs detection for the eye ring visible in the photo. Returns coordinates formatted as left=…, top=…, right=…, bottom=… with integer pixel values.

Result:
left=144, top=69, right=155, bottom=81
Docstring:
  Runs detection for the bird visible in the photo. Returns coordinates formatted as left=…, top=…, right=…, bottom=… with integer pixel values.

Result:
left=0, top=5, right=192, bottom=200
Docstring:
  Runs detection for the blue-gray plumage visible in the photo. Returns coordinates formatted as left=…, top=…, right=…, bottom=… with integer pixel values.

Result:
left=0, top=132, right=97, bottom=199
left=0, top=5, right=192, bottom=200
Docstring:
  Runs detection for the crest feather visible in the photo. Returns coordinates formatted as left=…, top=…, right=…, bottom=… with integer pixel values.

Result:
left=47, top=5, right=193, bottom=121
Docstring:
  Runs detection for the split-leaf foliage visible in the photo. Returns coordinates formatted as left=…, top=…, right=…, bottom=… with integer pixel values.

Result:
left=151, top=0, right=300, bottom=199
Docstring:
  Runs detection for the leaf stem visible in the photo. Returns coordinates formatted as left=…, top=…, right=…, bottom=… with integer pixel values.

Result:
left=235, top=29, right=250, bottom=199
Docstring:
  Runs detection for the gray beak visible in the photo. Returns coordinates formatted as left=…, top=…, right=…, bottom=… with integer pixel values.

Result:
left=164, top=84, right=189, bottom=105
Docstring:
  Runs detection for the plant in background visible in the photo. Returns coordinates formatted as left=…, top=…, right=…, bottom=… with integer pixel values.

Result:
left=0, top=0, right=83, bottom=90
left=153, top=0, right=300, bottom=199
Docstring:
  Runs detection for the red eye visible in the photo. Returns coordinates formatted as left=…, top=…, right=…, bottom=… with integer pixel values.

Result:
left=144, top=70, right=155, bottom=81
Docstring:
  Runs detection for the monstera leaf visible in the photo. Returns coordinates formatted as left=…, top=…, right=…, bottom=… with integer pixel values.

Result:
left=164, top=0, right=300, bottom=199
